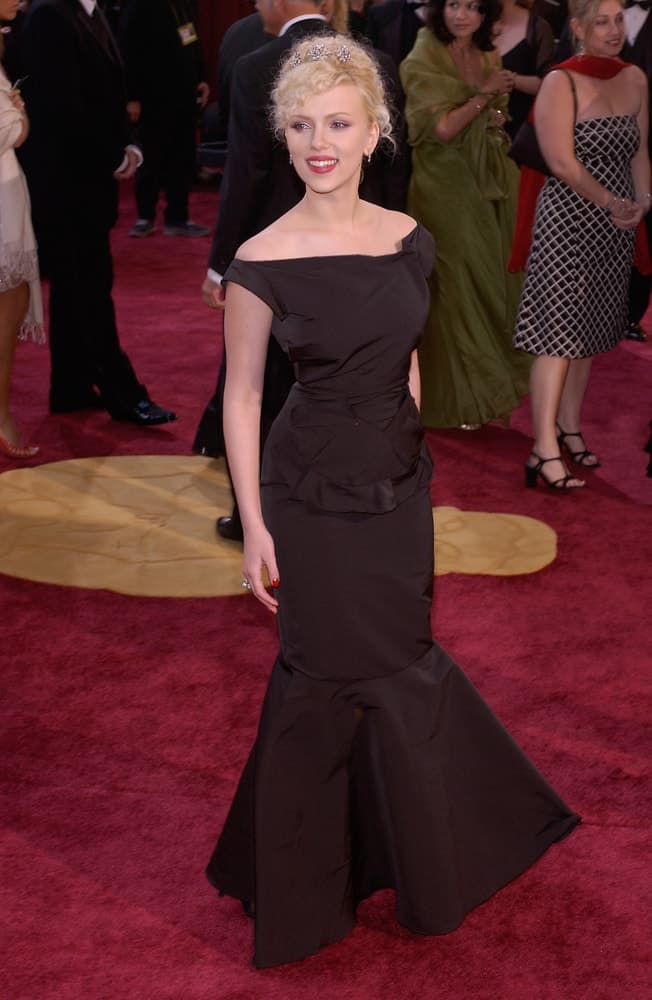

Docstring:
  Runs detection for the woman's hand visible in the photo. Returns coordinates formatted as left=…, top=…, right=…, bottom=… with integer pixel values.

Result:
left=8, top=88, right=26, bottom=115
left=608, top=197, right=644, bottom=230
left=488, top=107, right=507, bottom=130
left=126, top=100, right=142, bottom=124
left=481, top=69, right=515, bottom=98
left=242, top=523, right=280, bottom=613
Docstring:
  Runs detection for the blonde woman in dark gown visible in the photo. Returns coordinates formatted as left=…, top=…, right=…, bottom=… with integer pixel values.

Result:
left=206, top=33, right=579, bottom=969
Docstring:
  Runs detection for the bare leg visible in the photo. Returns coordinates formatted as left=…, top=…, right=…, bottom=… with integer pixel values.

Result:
left=0, top=282, right=32, bottom=448
left=556, top=357, right=598, bottom=466
left=528, top=355, right=584, bottom=487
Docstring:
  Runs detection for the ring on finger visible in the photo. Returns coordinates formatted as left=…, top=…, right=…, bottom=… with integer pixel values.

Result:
left=241, top=579, right=252, bottom=590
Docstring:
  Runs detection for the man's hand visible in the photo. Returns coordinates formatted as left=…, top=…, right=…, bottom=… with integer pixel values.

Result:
left=196, top=82, right=210, bottom=109
left=126, top=100, right=142, bottom=124
left=202, top=276, right=226, bottom=309
left=114, top=146, right=141, bottom=181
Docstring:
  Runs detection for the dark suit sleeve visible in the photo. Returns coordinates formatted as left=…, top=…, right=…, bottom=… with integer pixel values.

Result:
left=365, top=5, right=383, bottom=49
left=208, top=53, right=275, bottom=274
left=360, top=51, right=410, bottom=212
left=119, top=0, right=148, bottom=102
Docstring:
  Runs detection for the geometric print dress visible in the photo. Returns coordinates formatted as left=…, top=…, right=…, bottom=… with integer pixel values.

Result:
left=514, top=114, right=639, bottom=357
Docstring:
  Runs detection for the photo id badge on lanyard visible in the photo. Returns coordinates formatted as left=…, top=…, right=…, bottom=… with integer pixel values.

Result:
left=178, top=22, right=198, bottom=46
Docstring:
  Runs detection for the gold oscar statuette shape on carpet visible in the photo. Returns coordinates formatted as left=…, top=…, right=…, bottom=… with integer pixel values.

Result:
left=0, top=457, right=556, bottom=597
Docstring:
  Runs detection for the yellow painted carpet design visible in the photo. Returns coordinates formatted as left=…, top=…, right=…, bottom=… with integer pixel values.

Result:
left=0, top=456, right=556, bottom=597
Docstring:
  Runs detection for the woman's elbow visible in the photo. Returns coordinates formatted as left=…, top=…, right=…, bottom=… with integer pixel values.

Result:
left=546, top=155, right=579, bottom=184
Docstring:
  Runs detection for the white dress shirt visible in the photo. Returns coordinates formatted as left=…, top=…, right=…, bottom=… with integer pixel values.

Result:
left=624, top=4, right=649, bottom=46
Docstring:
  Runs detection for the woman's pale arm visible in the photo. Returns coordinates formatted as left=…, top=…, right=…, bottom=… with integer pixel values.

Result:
left=223, top=281, right=280, bottom=612
left=512, top=74, right=541, bottom=97
left=408, top=350, right=421, bottom=412
left=536, top=71, right=637, bottom=226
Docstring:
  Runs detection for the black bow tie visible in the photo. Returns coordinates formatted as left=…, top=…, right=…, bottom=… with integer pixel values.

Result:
left=625, top=0, right=651, bottom=9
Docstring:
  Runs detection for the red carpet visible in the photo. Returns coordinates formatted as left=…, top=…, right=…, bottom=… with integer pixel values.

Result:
left=2, top=186, right=651, bottom=999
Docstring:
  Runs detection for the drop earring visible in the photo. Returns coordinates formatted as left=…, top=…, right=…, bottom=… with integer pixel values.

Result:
left=289, top=153, right=293, bottom=165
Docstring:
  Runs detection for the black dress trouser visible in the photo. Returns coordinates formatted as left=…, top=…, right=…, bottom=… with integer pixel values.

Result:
left=39, top=226, right=147, bottom=411
left=628, top=213, right=652, bottom=326
left=135, top=108, right=196, bottom=226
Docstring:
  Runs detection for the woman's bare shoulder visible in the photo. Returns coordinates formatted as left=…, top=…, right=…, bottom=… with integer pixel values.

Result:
left=623, top=63, right=646, bottom=92
left=372, top=207, right=419, bottom=244
left=235, top=224, right=294, bottom=263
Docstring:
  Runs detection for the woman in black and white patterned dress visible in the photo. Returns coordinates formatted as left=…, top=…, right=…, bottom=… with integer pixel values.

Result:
left=513, top=0, right=649, bottom=490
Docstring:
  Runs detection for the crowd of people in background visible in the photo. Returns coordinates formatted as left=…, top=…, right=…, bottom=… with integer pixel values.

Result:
left=0, top=0, right=649, bottom=492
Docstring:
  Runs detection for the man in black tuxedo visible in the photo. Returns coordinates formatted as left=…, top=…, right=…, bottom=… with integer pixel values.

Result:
left=365, top=0, right=426, bottom=67
left=120, top=0, right=211, bottom=238
left=196, top=0, right=409, bottom=540
left=622, top=0, right=652, bottom=342
left=19, top=0, right=176, bottom=424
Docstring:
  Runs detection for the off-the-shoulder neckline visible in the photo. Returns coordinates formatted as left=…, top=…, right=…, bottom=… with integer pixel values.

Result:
left=231, top=225, right=421, bottom=267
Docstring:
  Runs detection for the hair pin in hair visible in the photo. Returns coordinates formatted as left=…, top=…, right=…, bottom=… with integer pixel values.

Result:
left=307, top=41, right=329, bottom=61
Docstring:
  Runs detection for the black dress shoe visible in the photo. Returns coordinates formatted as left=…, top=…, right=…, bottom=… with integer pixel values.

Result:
left=216, top=515, right=244, bottom=542
left=50, top=388, right=104, bottom=413
left=625, top=323, right=647, bottom=343
left=110, top=400, right=177, bottom=426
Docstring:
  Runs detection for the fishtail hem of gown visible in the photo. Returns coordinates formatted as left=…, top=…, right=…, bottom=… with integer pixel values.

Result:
left=206, top=644, right=580, bottom=969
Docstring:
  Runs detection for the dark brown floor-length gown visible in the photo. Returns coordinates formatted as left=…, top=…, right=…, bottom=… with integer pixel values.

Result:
left=206, top=225, right=580, bottom=969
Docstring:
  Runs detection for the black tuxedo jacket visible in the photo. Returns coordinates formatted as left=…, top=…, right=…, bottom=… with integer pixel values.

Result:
left=623, top=12, right=652, bottom=155
left=215, top=12, right=273, bottom=141
left=20, top=0, right=129, bottom=234
left=209, top=18, right=410, bottom=275
left=365, top=0, right=423, bottom=67
left=120, top=0, right=204, bottom=110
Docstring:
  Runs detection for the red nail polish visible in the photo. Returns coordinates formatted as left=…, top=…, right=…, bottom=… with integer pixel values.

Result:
left=271, top=578, right=280, bottom=588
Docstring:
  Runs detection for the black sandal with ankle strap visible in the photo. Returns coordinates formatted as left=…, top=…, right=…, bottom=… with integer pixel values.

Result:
left=525, top=452, right=585, bottom=492
left=556, top=424, right=601, bottom=468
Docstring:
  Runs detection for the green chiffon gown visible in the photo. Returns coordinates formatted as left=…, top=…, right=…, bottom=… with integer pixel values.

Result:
left=400, top=29, right=531, bottom=428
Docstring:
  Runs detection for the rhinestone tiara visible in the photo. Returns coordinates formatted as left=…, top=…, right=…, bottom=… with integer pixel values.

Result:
left=288, top=41, right=352, bottom=68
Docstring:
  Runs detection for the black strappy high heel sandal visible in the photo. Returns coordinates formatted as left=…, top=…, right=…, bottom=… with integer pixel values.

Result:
left=524, top=452, right=585, bottom=491
left=556, top=423, right=601, bottom=468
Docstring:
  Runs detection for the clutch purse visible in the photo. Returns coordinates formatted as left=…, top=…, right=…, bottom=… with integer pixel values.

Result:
left=508, top=69, right=577, bottom=177
left=509, top=119, right=549, bottom=176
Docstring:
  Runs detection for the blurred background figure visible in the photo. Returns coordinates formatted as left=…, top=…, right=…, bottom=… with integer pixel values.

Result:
left=19, top=0, right=176, bottom=425
left=495, top=0, right=555, bottom=138
left=0, top=0, right=42, bottom=459
left=532, top=0, right=569, bottom=38
left=366, top=0, right=428, bottom=66
left=212, top=6, right=272, bottom=145
left=622, top=0, right=652, bottom=342
left=513, top=0, right=648, bottom=490
left=120, top=0, right=210, bottom=238
left=401, top=0, right=530, bottom=429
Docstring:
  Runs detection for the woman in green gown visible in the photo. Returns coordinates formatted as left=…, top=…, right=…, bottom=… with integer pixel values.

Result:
left=400, top=0, right=531, bottom=428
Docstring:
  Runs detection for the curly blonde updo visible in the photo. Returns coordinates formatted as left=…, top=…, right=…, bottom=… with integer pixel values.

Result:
left=271, top=34, right=394, bottom=149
